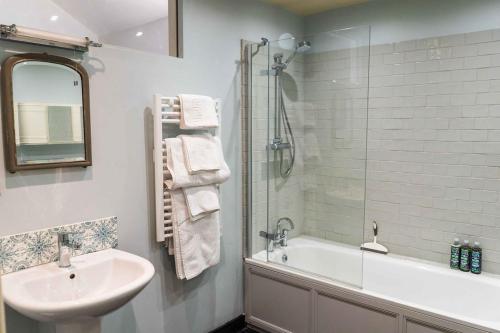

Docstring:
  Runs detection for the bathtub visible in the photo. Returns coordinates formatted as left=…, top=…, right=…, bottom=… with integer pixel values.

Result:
left=251, top=236, right=500, bottom=332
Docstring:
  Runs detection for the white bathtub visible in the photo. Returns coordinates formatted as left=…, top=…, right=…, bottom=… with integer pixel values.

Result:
left=253, top=236, right=500, bottom=331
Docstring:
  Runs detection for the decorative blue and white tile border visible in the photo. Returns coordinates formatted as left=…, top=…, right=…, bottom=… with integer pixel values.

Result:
left=0, top=216, right=118, bottom=274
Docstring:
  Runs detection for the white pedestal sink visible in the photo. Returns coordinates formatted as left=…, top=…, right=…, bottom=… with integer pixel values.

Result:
left=2, top=249, right=155, bottom=333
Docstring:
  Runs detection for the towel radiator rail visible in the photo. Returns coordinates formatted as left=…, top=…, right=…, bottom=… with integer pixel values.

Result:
left=153, top=94, right=221, bottom=243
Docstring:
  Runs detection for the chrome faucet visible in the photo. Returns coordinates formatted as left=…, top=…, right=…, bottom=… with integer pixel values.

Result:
left=259, top=217, right=295, bottom=252
left=54, top=231, right=82, bottom=268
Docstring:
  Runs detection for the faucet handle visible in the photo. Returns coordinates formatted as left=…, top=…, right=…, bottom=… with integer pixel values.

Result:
left=51, top=230, right=82, bottom=235
left=259, top=230, right=275, bottom=240
left=51, top=230, right=83, bottom=237
left=51, top=230, right=83, bottom=247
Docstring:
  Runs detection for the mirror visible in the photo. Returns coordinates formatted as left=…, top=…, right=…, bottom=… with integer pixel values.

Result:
left=44, top=0, right=181, bottom=57
left=1, top=53, right=91, bottom=172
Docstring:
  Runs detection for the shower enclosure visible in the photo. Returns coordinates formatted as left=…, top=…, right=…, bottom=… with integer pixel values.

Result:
left=245, top=26, right=370, bottom=288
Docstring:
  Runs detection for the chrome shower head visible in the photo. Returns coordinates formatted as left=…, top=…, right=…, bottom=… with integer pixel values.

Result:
left=283, top=40, right=312, bottom=67
left=295, top=40, right=311, bottom=53
left=272, top=40, right=312, bottom=74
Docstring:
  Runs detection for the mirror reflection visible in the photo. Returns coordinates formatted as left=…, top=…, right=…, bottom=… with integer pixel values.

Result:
left=50, top=0, right=171, bottom=55
left=12, top=61, right=85, bottom=165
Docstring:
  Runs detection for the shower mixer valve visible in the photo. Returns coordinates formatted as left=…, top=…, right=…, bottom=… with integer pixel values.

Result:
left=270, top=137, right=291, bottom=151
left=259, top=217, right=295, bottom=252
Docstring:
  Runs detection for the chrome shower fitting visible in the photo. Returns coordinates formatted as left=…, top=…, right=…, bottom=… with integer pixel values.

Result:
left=251, top=37, right=269, bottom=57
left=271, top=40, right=311, bottom=178
left=258, top=217, right=295, bottom=252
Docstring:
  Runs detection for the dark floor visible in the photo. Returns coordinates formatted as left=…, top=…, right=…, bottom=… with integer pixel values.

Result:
left=236, top=328, right=260, bottom=333
left=209, top=315, right=264, bottom=333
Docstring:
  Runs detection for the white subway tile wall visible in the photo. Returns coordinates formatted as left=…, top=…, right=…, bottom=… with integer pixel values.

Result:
left=302, top=41, right=369, bottom=247
left=365, top=29, right=500, bottom=274
left=244, top=27, right=500, bottom=275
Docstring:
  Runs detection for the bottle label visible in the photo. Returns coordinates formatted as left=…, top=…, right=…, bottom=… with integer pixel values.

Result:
left=450, top=246, right=460, bottom=268
left=471, top=250, right=481, bottom=274
left=460, top=248, right=470, bottom=271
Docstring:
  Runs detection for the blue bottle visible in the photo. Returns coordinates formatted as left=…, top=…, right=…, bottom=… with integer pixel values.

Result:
left=471, top=241, right=482, bottom=274
left=450, top=238, right=460, bottom=269
left=459, top=240, right=471, bottom=272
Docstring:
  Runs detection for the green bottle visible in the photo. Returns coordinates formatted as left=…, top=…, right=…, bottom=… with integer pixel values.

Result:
left=471, top=241, right=482, bottom=274
left=459, top=240, right=471, bottom=272
left=450, top=238, right=460, bottom=269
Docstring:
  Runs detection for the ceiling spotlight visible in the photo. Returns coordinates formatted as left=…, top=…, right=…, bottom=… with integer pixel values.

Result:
left=135, top=31, right=143, bottom=37
left=50, top=15, right=59, bottom=21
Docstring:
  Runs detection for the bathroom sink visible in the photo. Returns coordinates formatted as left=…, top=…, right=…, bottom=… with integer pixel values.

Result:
left=2, top=249, right=155, bottom=323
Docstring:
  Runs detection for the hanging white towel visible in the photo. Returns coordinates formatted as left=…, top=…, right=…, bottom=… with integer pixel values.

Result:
left=182, top=185, right=220, bottom=221
left=170, top=189, right=220, bottom=280
left=164, top=137, right=230, bottom=190
left=180, top=134, right=222, bottom=173
left=170, top=194, right=185, bottom=279
left=178, top=94, right=218, bottom=129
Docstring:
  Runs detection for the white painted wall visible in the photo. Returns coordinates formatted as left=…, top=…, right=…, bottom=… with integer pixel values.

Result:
left=0, top=0, right=303, bottom=332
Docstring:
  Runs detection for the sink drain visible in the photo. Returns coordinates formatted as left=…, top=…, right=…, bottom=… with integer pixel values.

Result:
left=69, top=273, right=76, bottom=279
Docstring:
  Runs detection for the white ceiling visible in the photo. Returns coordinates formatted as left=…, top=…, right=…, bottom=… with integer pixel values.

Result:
left=260, top=0, right=372, bottom=16
left=50, top=0, right=168, bottom=36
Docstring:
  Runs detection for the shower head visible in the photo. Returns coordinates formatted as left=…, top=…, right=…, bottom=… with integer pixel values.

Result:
left=284, top=40, right=311, bottom=66
left=272, top=40, right=312, bottom=74
left=295, top=40, right=312, bottom=53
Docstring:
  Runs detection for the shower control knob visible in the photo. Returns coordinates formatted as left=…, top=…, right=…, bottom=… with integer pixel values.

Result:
left=270, top=138, right=291, bottom=151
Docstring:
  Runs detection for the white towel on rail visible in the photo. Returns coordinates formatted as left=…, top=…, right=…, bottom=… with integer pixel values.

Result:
left=170, top=189, right=220, bottom=280
left=170, top=195, right=185, bottom=279
left=178, top=94, right=218, bottom=129
left=180, top=134, right=221, bottom=173
left=164, top=137, right=230, bottom=190
left=183, top=185, right=220, bottom=221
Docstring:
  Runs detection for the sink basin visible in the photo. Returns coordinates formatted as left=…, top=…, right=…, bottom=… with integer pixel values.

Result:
left=2, top=249, right=155, bottom=323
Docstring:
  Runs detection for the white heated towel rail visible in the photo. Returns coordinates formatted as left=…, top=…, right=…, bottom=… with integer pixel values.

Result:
left=153, top=94, right=221, bottom=243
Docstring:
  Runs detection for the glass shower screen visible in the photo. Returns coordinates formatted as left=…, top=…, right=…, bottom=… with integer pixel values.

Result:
left=247, top=26, right=370, bottom=288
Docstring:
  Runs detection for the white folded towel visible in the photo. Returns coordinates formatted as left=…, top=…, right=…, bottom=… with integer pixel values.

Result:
left=180, top=134, right=221, bottom=173
left=178, top=94, right=218, bottom=129
left=164, top=137, right=230, bottom=190
left=183, top=185, right=220, bottom=221
left=170, top=189, right=220, bottom=280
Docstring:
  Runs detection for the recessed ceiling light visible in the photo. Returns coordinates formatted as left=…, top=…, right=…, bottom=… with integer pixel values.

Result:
left=136, top=31, right=143, bottom=37
left=50, top=15, right=59, bottom=21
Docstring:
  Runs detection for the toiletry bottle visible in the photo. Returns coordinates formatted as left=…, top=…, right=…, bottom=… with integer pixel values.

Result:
left=450, top=238, right=460, bottom=269
left=471, top=241, right=482, bottom=274
left=459, top=240, right=471, bottom=272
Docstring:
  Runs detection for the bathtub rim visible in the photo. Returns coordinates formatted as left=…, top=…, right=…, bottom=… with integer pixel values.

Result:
left=245, top=257, right=500, bottom=333
left=253, top=235, right=500, bottom=288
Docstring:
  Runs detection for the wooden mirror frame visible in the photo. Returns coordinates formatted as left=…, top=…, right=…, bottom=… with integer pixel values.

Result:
left=1, top=53, right=92, bottom=173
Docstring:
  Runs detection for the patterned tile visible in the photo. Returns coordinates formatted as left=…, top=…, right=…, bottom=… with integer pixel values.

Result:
left=25, top=231, right=57, bottom=265
left=0, top=216, right=118, bottom=274
left=0, top=236, right=25, bottom=273
left=90, top=218, right=117, bottom=250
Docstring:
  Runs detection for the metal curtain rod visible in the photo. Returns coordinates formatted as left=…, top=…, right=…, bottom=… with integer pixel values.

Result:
left=0, top=24, right=102, bottom=52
